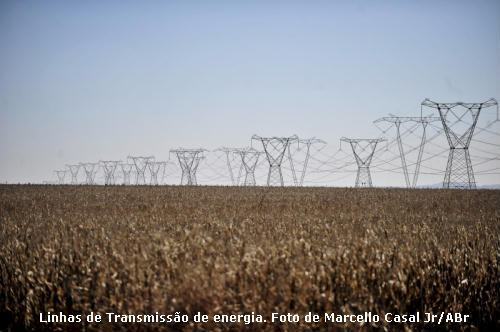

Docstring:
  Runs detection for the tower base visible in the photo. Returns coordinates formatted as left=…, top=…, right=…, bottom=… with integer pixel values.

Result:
left=443, top=148, right=476, bottom=189
left=356, top=167, right=372, bottom=188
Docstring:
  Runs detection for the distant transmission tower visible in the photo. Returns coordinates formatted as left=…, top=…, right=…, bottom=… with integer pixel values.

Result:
left=421, top=98, right=498, bottom=189
left=252, top=135, right=298, bottom=186
left=170, top=148, right=206, bottom=185
left=120, top=163, right=133, bottom=185
left=100, top=160, right=120, bottom=185
left=289, top=137, right=326, bottom=186
left=80, top=162, right=99, bottom=185
left=54, top=170, right=66, bottom=185
left=233, top=148, right=263, bottom=186
left=341, top=137, right=386, bottom=187
left=148, top=161, right=166, bottom=185
left=374, top=116, right=440, bottom=188
left=128, top=156, right=154, bottom=185
left=216, top=147, right=243, bottom=185
left=66, top=164, right=80, bottom=184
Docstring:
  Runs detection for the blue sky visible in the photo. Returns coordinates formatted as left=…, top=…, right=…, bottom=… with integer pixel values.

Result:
left=0, top=0, right=499, bottom=185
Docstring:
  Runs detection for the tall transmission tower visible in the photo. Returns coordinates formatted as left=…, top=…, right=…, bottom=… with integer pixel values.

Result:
left=120, top=163, right=133, bottom=185
left=252, top=135, right=298, bottom=186
left=233, top=147, right=263, bottom=186
left=66, top=164, right=80, bottom=184
left=340, top=137, right=386, bottom=188
left=54, top=170, right=66, bottom=185
left=215, top=147, right=243, bottom=185
left=170, top=148, right=206, bottom=185
left=421, top=98, right=498, bottom=189
left=80, top=162, right=99, bottom=185
left=100, top=160, right=120, bottom=185
left=148, top=161, right=166, bottom=185
left=374, top=116, right=440, bottom=188
left=288, top=137, right=326, bottom=186
left=128, top=156, right=154, bottom=185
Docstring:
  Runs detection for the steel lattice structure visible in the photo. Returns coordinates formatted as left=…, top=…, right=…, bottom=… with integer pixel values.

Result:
left=341, top=137, right=386, bottom=187
left=233, top=147, right=263, bottom=186
left=148, top=161, right=166, bottom=185
left=252, top=135, right=298, bottom=186
left=216, top=147, right=243, bottom=185
left=421, top=98, right=498, bottom=189
left=170, top=148, right=206, bottom=185
left=66, top=164, right=80, bottom=184
left=47, top=96, right=499, bottom=188
left=128, top=156, right=154, bottom=185
left=80, top=162, right=99, bottom=185
left=100, top=160, right=120, bottom=185
left=289, top=137, right=326, bottom=186
left=54, top=170, right=66, bottom=185
left=374, top=116, right=441, bottom=188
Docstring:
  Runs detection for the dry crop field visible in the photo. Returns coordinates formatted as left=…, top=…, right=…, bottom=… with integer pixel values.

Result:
left=0, top=184, right=499, bottom=331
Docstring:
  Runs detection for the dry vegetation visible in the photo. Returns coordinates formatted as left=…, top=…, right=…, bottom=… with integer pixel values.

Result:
left=0, top=184, right=499, bottom=331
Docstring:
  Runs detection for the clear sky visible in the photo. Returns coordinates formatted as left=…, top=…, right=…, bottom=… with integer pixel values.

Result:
left=1, top=0, right=499, bottom=185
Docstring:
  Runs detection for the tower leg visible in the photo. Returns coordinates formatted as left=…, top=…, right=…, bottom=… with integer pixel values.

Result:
left=356, top=166, right=372, bottom=188
left=244, top=172, right=256, bottom=186
left=443, top=148, right=475, bottom=189
left=465, top=148, right=476, bottom=189
left=136, top=173, right=146, bottom=185
left=268, top=165, right=284, bottom=186
left=186, top=171, right=194, bottom=185
left=443, top=149, right=453, bottom=189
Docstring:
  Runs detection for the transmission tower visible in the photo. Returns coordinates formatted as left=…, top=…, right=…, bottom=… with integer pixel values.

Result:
left=100, top=160, right=120, bottom=185
left=288, top=137, right=326, bottom=186
left=252, top=135, right=298, bottom=186
left=421, top=98, right=498, bottom=189
left=54, top=170, right=66, bottom=185
left=148, top=161, right=166, bottom=185
left=340, top=137, right=386, bottom=187
left=233, top=147, right=263, bottom=186
left=80, top=162, right=99, bottom=185
left=66, top=164, right=80, bottom=184
left=128, top=156, right=154, bottom=185
left=120, top=163, right=133, bottom=185
left=215, top=147, right=243, bottom=185
left=374, top=116, right=440, bottom=188
left=170, top=148, right=206, bottom=185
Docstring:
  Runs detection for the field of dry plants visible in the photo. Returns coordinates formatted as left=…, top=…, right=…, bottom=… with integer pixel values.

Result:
left=0, top=185, right=499, bottom=331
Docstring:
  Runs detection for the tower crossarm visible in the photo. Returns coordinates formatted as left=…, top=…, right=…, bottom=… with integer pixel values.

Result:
left=340, top=137, right=387, bottom=144
left=297, top=137, right=327, bottom=145
left=421, top=98, right=498, bottom=110
left=374, top=116, right=441, bottom=124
